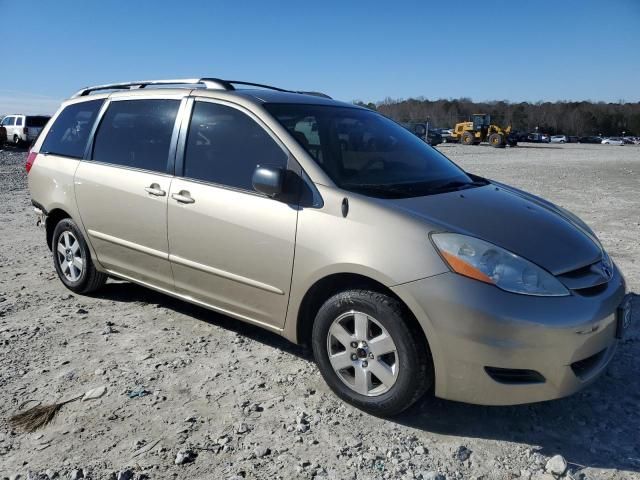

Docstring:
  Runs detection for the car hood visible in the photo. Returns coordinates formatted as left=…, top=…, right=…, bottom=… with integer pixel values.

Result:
left=390, top=183, right=602, bottom=275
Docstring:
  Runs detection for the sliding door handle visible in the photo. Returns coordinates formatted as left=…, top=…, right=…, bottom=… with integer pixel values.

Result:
left=145, top=183, right=166, bottom=196
left=171, top=191, right=195, bottom=204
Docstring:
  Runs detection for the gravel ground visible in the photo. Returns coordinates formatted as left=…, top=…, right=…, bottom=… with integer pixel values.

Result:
left=0, top=143, right=639, bottom=480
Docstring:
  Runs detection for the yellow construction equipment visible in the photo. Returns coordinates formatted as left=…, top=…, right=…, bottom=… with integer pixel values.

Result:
left=449, top=114, right=515, bottom=148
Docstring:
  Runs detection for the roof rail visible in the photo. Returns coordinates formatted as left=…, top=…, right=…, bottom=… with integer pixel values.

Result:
left=71, top=78, right=234, bottom=98
left=71, top=78, right=331, bottom=99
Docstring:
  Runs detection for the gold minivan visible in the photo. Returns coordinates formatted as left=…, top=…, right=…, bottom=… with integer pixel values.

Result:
left=28, top=78, right=630, bottom=415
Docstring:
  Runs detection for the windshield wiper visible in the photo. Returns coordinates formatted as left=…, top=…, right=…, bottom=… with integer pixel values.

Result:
left=429, top=179, right=488, bottom=193
left=339, top=183, right=410, bottom=198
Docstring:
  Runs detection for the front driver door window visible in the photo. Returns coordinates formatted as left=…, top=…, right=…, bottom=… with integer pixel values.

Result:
left=167, top=99, right=297, bottom=329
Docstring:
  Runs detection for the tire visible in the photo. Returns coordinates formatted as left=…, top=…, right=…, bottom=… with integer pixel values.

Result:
left=488, top=133, right=505, bottom=148
left=461, top=131, right=475, bottom=145
left=52, top=218, right=107, bottom=294
left=312, top=290, right=432, bottom=416
left=13, top=135, right=21, bottom=146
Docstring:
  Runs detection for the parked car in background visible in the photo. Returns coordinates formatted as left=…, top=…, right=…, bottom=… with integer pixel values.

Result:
left=622, top=137, right=635, bottom=144
left=567, top=136, right=579, bottom=143
left=550, top=135, right=567, bottom=143
left=578, top=136, right=602, bottom=144
left=601, top=137, right=624, bottom=145
left=527, top=133, right=550, bottom=143
left=401, top=122, right=443, bottom=146
left=439, top=128, right=453, bottom=142
left=1, top=114, right=51, bottom=145
left=510, top=131, right=529, bottom=143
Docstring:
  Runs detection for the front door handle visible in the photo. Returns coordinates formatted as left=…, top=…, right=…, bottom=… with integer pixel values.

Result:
left=145, top=183, right=166, bottom=196
left=171, top=190, right=195, bottom=204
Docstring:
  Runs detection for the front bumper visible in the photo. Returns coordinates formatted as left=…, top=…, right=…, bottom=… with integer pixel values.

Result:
left=392, top=266, right=627, bottom=405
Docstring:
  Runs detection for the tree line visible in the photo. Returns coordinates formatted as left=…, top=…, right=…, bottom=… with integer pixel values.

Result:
left=354, top=98, right=640, bottom=136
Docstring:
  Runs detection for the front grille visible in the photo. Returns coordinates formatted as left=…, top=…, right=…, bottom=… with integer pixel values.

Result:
left=571, top=349, right=606, bottom=379
left=484, top=367, right=546, bottom=385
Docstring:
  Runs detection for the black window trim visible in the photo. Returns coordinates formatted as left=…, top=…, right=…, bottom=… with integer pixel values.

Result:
left=84, top=95, right=188, bottom=176
left=174, top=96, right=295, bottom=198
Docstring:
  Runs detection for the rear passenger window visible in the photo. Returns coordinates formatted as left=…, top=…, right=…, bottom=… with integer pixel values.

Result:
left=41, top=100, right=104, bottom=159
left=183, top=101, right=287, bottom=191
left=92, top=99, right=180, bottom=173
left=16, top=117, right=23, bottom=126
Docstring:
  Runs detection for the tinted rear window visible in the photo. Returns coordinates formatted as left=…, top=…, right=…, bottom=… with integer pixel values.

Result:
left=27, top=116, right=50, bottom=127
left=92, top=99, right=180, bottom=173
left=41, top=100, right=104, bottom=158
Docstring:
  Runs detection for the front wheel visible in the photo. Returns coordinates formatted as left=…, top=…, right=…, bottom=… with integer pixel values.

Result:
left=461, top=131, right=475, bottom=145
left=52, top=218, right=107, bottom=294
left=312, top=290, right=433, bottom=416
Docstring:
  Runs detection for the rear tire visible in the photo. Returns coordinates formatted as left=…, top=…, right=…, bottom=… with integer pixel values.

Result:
left=52, top=218, right=107, bottom=294
left=13, top=135, right=21, bottom=146
left=312, top=289, right=432, bottom=416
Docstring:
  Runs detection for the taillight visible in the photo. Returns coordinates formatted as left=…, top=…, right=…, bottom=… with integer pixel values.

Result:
left=26, top=151, right=37, bottom=173
left=24, top=127, right=29, bottom=135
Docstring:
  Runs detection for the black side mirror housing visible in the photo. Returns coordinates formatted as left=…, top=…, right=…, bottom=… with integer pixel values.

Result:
left=252, top=165, right=284, bottom=197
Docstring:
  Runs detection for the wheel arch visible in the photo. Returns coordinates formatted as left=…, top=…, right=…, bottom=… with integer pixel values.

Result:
left=45, top=208, right=73, bottom=250
left=294, top=272, right=430, bottom=354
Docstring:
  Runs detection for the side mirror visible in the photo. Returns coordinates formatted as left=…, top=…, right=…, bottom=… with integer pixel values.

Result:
left=252, top=165, right=284, bottom=197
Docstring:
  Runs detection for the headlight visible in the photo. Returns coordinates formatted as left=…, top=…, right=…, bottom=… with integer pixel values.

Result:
left=431, top=233, right=569, bottom=297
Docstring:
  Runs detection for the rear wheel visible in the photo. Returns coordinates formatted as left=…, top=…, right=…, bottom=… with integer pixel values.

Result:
left=52, top=218, right=107, bottom=294
left=488, top=133, right=505, bottom=148
left=13, top=135, right=21, bottom=146
left=461, top=131, right=475, bottom=145
left=312, top=290, right=432, bottom=416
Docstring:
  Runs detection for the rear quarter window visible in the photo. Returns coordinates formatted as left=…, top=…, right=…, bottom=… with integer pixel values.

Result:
left=41, top=100, right=104, bottom=158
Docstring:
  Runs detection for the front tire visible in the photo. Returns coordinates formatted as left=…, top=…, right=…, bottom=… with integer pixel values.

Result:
left=461, top=131, right=475, bottom=145
left=52, top=218, right=107, bottom=294
left=312, top=290, right=432, bottom=416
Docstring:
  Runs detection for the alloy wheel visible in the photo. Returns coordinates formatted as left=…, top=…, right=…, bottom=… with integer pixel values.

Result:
left=326, top=310, right=399, bottom=396
left=56, top=231, right=84, bottom=282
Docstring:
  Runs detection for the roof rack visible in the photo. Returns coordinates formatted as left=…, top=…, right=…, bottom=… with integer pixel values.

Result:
left=71, top=78, right=234, bottom=98
left=72, top=78, right=331, bottom=99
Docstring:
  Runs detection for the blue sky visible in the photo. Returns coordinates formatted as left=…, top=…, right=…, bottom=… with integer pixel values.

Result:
left=2, top=0, right=638, bottom=114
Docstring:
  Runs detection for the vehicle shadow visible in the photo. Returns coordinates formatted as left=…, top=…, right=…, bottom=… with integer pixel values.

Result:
left=92, top=280, right=310, bottom=360
left=511, top=144, right=565, bottom=149
left=0, top=143, right=30, bottom=153
left=93, top=281, right=639, bottom=473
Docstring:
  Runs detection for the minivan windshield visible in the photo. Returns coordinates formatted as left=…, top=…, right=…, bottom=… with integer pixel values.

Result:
left=266, top=104, right=479, bottom=198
